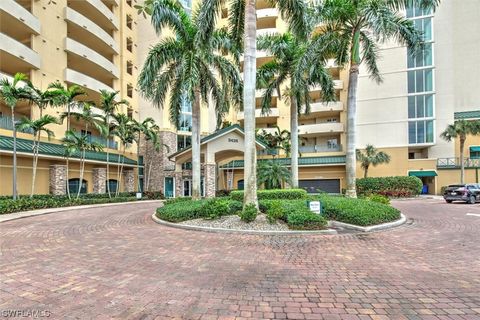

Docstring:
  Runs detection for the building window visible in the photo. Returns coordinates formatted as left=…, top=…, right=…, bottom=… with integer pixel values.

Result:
left=107, top=179, right=118, bottom=193
left=408, top=120, right=434, bottom=144
left=408, top=94, right=434, bottom=119
left=407, top=68, right=433, bottom=93
left=68, top=179, right=87, bottom=194
left=178, top=96, right=192, bottom=131
left=126, top=14, right=133, bottom=29
left=181, top=162, right=192, bottom=170
left=127, top=84, right=133, bottom=98
left=127, top=61, right=133, bottom=75
left=177, top=134, right=191, bottom=151
left=127, top=107, right=133, bottom=119
left=408, top=43, right=433, bottom=69
left=406, top=5, right=432, bottom=18
left=126, top=38, right=133, bottom=52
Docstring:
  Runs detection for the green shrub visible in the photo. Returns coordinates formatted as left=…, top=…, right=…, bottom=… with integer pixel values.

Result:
left=356, top=176, right=422, bottom=197
left=239, top=203, right=257, bottom=222
left=265, top=200, right=286, bottom=223
left=366, top=194, right=390, bottom=205
left=317, top=194, right=400, bottom=226
left=165, top=197, right=192, bottom=205
left=201, top=198, right=230, bottom=220
left=287, top=210, right=327, bottom=230
left=230, top=189, right=307, bottom=201
left=227, top=200, right=243, bottom=215
left=156, top=200, right=206, bottom=222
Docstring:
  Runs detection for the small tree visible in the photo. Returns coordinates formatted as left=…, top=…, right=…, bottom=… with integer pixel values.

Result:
left=16, top=115, right=59, bottom=197
left=257, top=161, right=291, bottom=190
left=257, top=127, right=291, bottom=159
left=440, top=120, right=480, bottom=184
left=356, top=145, right=391, bottom=178
left=112, top=113, right=134, bottom=196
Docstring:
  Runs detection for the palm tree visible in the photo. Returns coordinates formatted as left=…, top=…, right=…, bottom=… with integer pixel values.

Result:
left=49, top=83, right=86, bottom=198
left=257, top=126, right=291, bottom=159
left=257, top=32, right=335, bottom=187
left=138, top=0, right=242, bottom=200
left=0, top=73, right=31, bottom=200
left=313, top=0, right=440, bottom=197
left=62, top=130, right=104, bottom=199
left=440, top=120, right=480, bottom=184
left=356, top=144, right=391, bottom=178
left=111, top=113, right=134, bottom=196
left=16, top=115, right=59, bottom=197
left=99, top=90, right=129, bottom=197
left=257, top=160, right=291, bottom=189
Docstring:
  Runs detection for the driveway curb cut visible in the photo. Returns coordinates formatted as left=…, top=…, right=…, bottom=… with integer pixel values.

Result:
left=0, top=200, right=164, bottom=223
left=151, top=213, right=338, bottom=235
left=328, top=214, right=407, bottom=232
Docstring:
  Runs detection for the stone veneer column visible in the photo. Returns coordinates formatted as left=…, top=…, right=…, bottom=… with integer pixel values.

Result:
left=49, top=164, right=67, bottom=195
left=204, top=163, right=216, bottom=198
left=123, top=169, right=135, bottom=192
left=92, top=168, right=106, bottom=194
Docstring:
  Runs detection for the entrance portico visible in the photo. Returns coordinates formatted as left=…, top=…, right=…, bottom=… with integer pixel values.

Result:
left=168, top=125, right=266, bottom=198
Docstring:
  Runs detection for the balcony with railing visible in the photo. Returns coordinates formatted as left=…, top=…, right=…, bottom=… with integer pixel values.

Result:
left=86, top=134, right=118, bottom=150
left=0, top=0, right=41, bottom=35
left=64, top=68, right=114, bottom=94
left=0, top=116, right=34, bottom=134
left=0, top=32, right=40, bottom=69
left=298, top=122, right=344, bottom=136
left=299, top=144, right=342, bottom=153
left=301, top=101, right=343, bottom=115
left=238, top=108, right=279, bottom=121
left=437, top=157, right=480, bottom=169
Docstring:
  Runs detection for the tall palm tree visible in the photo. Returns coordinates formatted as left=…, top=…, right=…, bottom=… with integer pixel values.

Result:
left=440, top=120, right=480, bottom=184
left=138, top=0, right=242, bottom=200
left=0, top=73, right=31, bottom=200
left=356, top=144, right=391, bottom=178
left=62, top=130, right=104, bottom=199
left=313, top=0, right=440, bottom=197
left=192, top=0, right=309, bottom=206
left=256, top=32, right=335, bottom=187
left=49, top=83, right=86, bottom=198
left=16, top=115, right=59, bottom=197
left=111, top=113, right=134, bottom=196
left=99, top=90, right=129, bottom=197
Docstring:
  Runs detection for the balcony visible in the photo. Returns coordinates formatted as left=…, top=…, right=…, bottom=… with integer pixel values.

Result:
left=0, top=32, right=40, bottom=69
left=310, top=80, right=344, bottom=91
left=256, top=8, right=278, bottom=19
left=298, top=122, right=344, bottom=136
left=299, top=144, right=342, bottom=153
left=0, top=0, right=40, bottom=35
left=84, top=0, right=119, bottom=30
left=64, top=38, right=119, bottom=78
left=257, top=28, right=278, bottom=37
left=257, top=127, right=277, bottom=135
left=255, top=88, right=278, bottom=98
left=87, top=134, right=118, bottom=150
left=238, top=108, right=279, bottom=121
left=64, top=7, right=119, bottom=55
left=437, top=157, right=480, bottom=169
left=0, top=116, right=34, bottom=134
left=64, top=68, right=114, bottom=94
left=301, top=101, right=343, bottom=114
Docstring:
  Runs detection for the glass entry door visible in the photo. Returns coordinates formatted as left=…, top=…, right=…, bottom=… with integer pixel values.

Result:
left=164, top=177, right=174, bottom=198
left=183, top=179, right=191, bottom=197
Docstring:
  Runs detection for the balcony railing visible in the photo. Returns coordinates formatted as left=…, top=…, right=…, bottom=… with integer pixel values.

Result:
left=437, top=157, right=480, bottom=168
left=299, top=144, right=342, bottom=153
left=87, top=135, right=118, bottom=150
left=0, top=116, right=34, bottom=134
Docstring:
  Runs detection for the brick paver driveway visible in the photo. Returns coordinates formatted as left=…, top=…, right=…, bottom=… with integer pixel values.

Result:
left=1, top=199, right=479, bottom=320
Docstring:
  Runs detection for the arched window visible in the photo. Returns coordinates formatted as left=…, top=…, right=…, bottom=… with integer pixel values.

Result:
left=237, top=179, right=244, bottom=190
left=68, top=179, right=87, bottom=194
left=107, top=179, right=119, bottom=193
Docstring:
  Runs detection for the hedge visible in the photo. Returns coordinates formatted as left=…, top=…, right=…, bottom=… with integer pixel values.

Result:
left=156, top=198, right=242, bottom=222
left=316, top=194, right=400, bottom=226
left=356, top=176, right=422, bottom=197
left=260, top=199, right=327, bottom=230
left=230, top=189, right=307, bottom=201
left=0, top=191, right=164, bottom=202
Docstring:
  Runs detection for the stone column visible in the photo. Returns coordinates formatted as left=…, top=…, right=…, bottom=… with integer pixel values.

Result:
left=92, top=168, right=106, bottom=194
left=49, top=165, right=67, bottom=195
left=204, top=163, right=216, bottom=198
left=123, top=169, right=135, bottom=192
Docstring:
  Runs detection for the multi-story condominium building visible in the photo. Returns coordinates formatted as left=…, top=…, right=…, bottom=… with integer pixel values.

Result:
left=137, top=0, right=480, bottom=197
left=0, top=0, right=140, bottom=196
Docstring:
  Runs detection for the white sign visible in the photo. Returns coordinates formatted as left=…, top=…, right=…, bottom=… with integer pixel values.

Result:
left=309, top=201, right=321, bottom=214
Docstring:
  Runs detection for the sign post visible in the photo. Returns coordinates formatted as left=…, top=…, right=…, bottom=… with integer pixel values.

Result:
left=307, top=201, right=322, bottom=215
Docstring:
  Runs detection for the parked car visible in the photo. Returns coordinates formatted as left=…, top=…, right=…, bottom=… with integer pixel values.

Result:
left=443, top=184, right=480, bottom=204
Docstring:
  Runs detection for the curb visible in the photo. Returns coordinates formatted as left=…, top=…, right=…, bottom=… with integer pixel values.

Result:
left=328, top=214, right=407, bottom=232
left=0, top=200, right=164, bottom=223
left=151, top=213, right=338, bottom=235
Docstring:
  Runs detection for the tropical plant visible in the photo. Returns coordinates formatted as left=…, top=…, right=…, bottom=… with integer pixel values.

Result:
left=313, top=0, right=440, bottom=197
left=356, top=144, right=391, bottom=178
left=257, top=160, right=291, bottom=190
left=98, top=90, right=129, bottom=197
left=256, top=126, right=291, bottom=158
left=440, top=120, right=480, bottom=184
left=138, top=0, right=242, bottom=200
left=62, top=130, right=104, bottom=199
left=193, top=0, right=309, bottom=207
left=16, top=115, right=59, bottom=197
left=111, top=113, right=134, bottom=197
left=0, top=73, right=31, bottom=199
left=256, top=32, right=335, bottom=186
left=24, top=81, right=64, bottom=117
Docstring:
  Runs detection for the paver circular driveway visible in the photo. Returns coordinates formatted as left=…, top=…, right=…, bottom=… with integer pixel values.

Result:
left=1, top=199, right=479, bottom=320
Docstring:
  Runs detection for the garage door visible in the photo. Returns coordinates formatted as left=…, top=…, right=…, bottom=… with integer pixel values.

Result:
left=299, top=179, right=341, bottom=194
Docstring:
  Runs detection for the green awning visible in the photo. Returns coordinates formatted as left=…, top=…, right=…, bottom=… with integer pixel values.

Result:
left=409, top=170, right=437, bottom=177
left=220, top=156, right=346, bottom=169
left=470, top=146, right=480, bottom=152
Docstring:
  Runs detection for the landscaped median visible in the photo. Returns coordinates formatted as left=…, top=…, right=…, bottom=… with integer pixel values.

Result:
left=154, top=189, right=405, bottom=234
left=0, top=192, right=164, bottom=215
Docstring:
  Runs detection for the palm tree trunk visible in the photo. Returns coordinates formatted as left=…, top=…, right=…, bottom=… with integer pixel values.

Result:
left=66, top=157, right=70, bottom=199
left=364, top=165, right=369, bottom=178
left=66, top=103, right=71, bottom=199
left=460, top=137, right=465, bottom=184
left=30, top=139, right=39, bottom=198
left=106, top=127, right=111, bottom=197
left=290, top=92, right=299, bottom=188
left=11, top=108, right=18, bottom=200
left=77, top=150, right=85, bottom=199
left=345, top=64, right=359, bottom=198
left=116, top=147, right=122, bottom=197
left=147, top=157, right=153, bottom=192
left=192, top=89, right=202, bottom=200
left=137, top=136, right=141, bottom=193
left=243, top=0, right=258, bottom=207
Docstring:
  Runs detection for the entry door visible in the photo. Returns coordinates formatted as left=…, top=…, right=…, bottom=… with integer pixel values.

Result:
left=183, top=179, right=191, bottom=197
left=164, top=177, right=174, bottom=198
